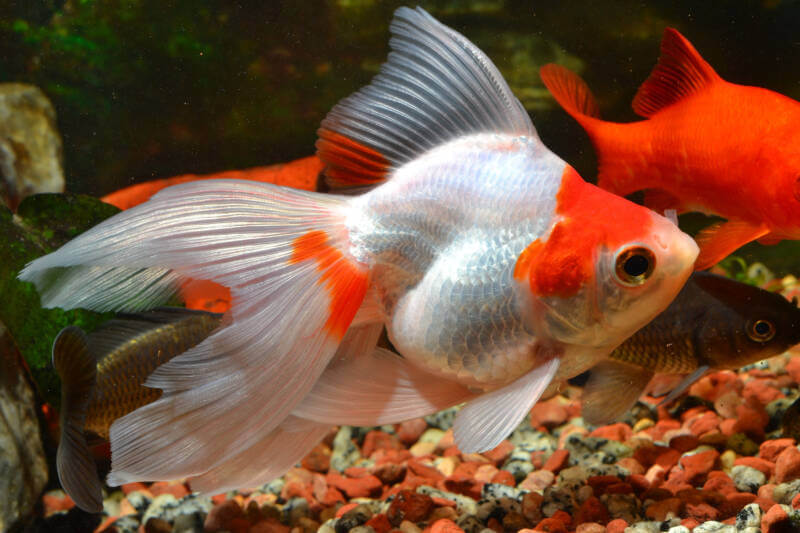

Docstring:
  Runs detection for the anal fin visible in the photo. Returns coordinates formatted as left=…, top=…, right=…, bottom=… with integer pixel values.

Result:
left=694, top=220, right=769, bottom=270
left=581, top=360, right=653, bottom=426
left=292, top=346, right=475, bottom=426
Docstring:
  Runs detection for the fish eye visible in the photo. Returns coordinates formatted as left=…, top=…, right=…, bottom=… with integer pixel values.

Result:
left=747, top=319, right=776, bottom=342
left=614, top=246, right=656, bottom=286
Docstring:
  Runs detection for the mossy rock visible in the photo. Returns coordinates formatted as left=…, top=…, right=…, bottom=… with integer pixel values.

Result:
left=0, top=193, right=118, bottom=407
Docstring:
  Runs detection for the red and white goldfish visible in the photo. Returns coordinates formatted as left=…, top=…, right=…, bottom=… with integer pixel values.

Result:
left=540, top=29, right=800, bottom=270
left=19, top=7, right=697, bottom=494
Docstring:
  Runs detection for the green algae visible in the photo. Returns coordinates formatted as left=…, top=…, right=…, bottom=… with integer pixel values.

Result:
left=0, top=193, right=118, bottom=408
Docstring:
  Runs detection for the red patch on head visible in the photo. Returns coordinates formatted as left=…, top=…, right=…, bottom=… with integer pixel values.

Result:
left=290, top=229, right=369, bottom=339
left=515, top=166, right=654, bottom=298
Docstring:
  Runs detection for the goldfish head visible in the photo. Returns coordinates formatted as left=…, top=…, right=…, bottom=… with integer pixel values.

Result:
left=514, top=167, right=698, bottom=350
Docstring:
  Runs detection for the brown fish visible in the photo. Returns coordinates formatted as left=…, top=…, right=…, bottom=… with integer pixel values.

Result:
left=53, top=308, right=222, bottom=512
left=781, top=396, right=800, bottom=441
left=582, top=272, right=800, bottom=425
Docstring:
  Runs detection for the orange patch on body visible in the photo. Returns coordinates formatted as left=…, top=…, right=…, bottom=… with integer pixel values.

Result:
left=515, top=166, right=653, bottom=298
left=290, top=229, right=369, bottom=339
left=180, top=279, right=232, bottom=313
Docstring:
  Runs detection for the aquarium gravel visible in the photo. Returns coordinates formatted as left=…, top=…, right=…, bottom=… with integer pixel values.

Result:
left=35, top=341, right=800, bottom=533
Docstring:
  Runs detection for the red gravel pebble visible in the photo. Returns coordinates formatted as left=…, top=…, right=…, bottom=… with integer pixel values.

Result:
left=365, top=513, right=392, bottom=533
left=685, top=502, right=720, bottom=522
left=669, top=434, right=700, bottom=453
left=490, top=469, right=515, bottom=486
left=148, top=481, right=189, bottom=500
left=301, top=442, right=331, bottom=472
left=703, top=472, right=737, bottom=495
left=529, top=397, right=569, bottom=428
left=734, top=403, right=769, bottom=440
left=655, top=448, right=681, bottom=470
left=387, top=490, right=435, bottom=525
left=204, top=499, right=244, bottom=532
left=120, top=482, right=148, bottom=495
left=363, top=430, right=404, bottom=457
left=397, top=418, right=429, bottom=445
left=575, top=496, right=609, bottom=524
left=589, top=422, right=632, bottom=442
left=679, top=449, right=719, bottom=484
left=429, top=518, right=465, bottom=533
left=483, top=440, right=514, bottom=465
left=734, top=456, right=775, bottom=478
left=532, top=517, right=568, bottom=532
left=605, top=518, right=628, bottom=533
left=681, top=517, right=701, bottom=530
left=760, top=439, right=796, bottom=462
left=542, top=449, right=569, bottom=473
left=646, top=497, right=683, bottom=520
left=326, top=471, right=383, bottom=498
left=762, top=503, right=793, bottom=533
left=775, top=446, right=800, bottom=483
left=687, top=411, right=721, bottom=436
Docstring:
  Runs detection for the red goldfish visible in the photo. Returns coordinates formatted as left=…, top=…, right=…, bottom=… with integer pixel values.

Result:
left=19, top=7, right=696, bottom=494
left=540, top=28, right=800, bottom=270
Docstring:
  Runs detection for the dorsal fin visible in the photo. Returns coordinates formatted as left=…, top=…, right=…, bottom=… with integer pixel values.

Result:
left=632, top=28, right=721, bottom=118
left=316, top=6, right=534, bottom=192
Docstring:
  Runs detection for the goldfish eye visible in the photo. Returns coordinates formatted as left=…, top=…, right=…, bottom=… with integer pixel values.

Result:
left=614, top=246, right=656, bottom=286
left=747, top=319, right=776, bottom=342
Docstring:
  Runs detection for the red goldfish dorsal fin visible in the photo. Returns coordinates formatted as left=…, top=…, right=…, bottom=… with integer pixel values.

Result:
left=539, top=63, right=601, bottom=121
left=632, top=28, right=721, bottom=118
left=317, top=7, right=534, bottom=193
left=693, top=219, right=769, bottom=270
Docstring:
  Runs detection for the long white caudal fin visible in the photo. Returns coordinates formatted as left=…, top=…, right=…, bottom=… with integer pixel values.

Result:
left=453, top=358, right=560, bottom=453
left=316, top=6, right=534, bottom=191
left=21, top=179, right=369, bottom=483
left=186, top=416, right=332, bottom=495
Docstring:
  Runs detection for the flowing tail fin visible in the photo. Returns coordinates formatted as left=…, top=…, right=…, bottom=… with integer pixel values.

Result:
left=52, top=326, right=103, bottom=513
left=20, top=179, right=371, bottom=484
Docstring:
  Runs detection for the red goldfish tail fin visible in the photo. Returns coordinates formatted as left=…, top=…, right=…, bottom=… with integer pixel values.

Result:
left=539, top=63, right=602, bottom=126
left=632, top=28, right=722, bottom=117
left=52, top=326, right=104, bottom=513
left=317, top=6, right=535, bottom=193
left=19, top=180, right=373, bottom=485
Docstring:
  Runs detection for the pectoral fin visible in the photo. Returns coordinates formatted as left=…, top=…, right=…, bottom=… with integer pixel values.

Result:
left=453, top=358, right=560, bottom=453
left=694, top=220, right=769, bottom=270
left=581, top=360, right=654, bottom=426
left=657, top=365, right=710, bottom=407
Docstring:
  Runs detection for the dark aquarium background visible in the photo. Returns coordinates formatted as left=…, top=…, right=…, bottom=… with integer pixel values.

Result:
left=2, top=0, right=800, bottom=273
